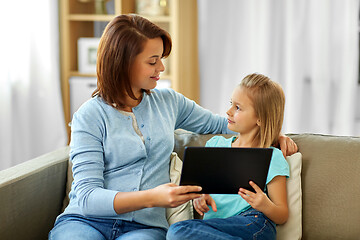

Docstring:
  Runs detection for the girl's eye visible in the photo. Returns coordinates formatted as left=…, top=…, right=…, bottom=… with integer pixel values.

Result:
left=236, top=106, right=242, bottom=111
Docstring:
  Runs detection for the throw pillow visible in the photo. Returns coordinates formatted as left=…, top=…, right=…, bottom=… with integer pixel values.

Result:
left=62, top=160, right=73, bottom=212
left=276, top=152, right=303, bottom=240
left=166, top=152, right=194, bottom=225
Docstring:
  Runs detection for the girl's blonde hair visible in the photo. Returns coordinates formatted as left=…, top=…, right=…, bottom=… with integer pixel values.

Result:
left=240, top=73, right=285, bottom=148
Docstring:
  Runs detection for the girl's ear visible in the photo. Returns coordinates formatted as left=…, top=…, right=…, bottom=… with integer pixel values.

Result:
left=256, top=119, right=261, bottom=126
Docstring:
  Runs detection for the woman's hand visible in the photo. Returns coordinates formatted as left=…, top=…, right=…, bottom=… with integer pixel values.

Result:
left=149, top=183, right=202, bottom=208
left=113, top=183, right=201, bottom=215
left=238, top=181, right=271, bottom=213
left=193, top=194, right=217, bottom=216
left=278, top=135, right=298, bottom=157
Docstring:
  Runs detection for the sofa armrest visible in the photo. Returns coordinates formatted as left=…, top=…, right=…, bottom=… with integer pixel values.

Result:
left=0, top=146, right=70, bottom=240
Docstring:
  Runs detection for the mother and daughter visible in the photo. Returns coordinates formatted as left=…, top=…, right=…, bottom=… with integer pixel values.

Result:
left=49, top=14, right=297, bottom=240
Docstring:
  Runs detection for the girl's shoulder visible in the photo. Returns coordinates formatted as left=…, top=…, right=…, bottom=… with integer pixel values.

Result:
left=270, top=147, right=286, bottom=161
left=206, top=136, right=235, bottom=147
left=267, top=147, right=290, bottom=181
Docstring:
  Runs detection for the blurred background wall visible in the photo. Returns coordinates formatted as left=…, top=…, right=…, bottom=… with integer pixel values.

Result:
left=198, top=0, right=360, bottom=136
left=0, top=0, right=67, bottom=170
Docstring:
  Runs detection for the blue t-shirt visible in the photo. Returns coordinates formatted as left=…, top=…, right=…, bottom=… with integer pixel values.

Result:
left=204, top=136, right=290, bottom=220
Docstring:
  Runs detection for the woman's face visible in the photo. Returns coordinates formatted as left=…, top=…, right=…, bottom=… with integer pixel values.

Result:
left=131, top=37, right=165, bottom=96
left=226, top=86, right=260, bottom=134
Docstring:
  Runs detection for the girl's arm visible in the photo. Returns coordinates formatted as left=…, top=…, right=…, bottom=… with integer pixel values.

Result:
left=238, top=176, right=288, bottom=224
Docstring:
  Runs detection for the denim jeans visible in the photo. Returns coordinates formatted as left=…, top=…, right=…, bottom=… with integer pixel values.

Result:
left=48, top=214, right=167, bottom=240
left=166, top=208, right=276, bottom=240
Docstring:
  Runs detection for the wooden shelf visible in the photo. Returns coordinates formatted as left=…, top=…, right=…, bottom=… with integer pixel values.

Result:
left=68, top=14, right=171, bottom=23
left=68, top=14, right=117, bottom=21
left=69, top=71, right=97, bottom=77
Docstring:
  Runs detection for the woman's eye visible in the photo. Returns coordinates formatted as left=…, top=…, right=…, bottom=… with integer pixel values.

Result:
left=149, top=62, right=156, bottom=66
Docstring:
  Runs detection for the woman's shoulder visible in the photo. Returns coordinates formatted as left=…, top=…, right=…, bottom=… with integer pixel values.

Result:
left=75, top=96, right=101, bottom=113
left=206, top=136, right=235, bottom=147
left=73, top=96, right=112, bottom=121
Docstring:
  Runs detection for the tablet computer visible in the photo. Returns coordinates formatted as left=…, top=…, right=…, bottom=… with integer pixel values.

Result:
left=179, top=147, right=273, bottom=194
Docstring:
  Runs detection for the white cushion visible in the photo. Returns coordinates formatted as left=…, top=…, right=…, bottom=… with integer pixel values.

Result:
left=166, top=152, right=194, bottom=225
left=276, top=152, right=303, bottom=240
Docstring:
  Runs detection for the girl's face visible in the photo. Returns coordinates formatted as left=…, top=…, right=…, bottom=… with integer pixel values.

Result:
left=226, top=86, right=260, bottom=134
left=131, top=37, right=165, bottom=96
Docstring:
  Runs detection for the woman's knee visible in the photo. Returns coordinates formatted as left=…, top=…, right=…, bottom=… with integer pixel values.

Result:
left=49, top=219, right=105, bottom=240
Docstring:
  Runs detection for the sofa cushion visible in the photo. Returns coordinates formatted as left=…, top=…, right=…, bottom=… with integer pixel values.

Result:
left=277, top=152, right=302, bottom=240
left=166, top=152, right=193, bottom=225
left=287, top=133, right=360, bottom=240
left=61, top=159, right=73, bottom=212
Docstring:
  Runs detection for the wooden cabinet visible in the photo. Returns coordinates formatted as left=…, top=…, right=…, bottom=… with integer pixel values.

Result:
left=59, top=0, right=199, bottom=140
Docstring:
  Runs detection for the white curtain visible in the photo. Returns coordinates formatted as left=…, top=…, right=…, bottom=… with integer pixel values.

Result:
left=0, top=0, right=67, bottom=170
left=198, top=0, right=359, bottom=136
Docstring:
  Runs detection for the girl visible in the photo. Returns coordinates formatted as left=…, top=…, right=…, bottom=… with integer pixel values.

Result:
left=167, top=73, right=289, bottom=240
left=49, top=14, right=296, bottom=239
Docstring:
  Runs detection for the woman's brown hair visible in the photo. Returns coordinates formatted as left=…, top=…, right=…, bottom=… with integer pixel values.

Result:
left=93, top=14, right=172, bottom=108
left=240, top=73, right=285, bottom=148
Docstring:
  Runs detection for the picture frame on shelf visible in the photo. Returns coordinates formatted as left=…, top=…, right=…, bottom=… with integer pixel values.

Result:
left=136, top=0, right=169, bottom=16
left=78, top=37, right=100, bottom=74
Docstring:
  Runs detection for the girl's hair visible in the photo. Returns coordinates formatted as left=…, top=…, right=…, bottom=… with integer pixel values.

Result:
left=240, top=73, right=285, bottom=148
left=93, top=14, right=172, bottom=108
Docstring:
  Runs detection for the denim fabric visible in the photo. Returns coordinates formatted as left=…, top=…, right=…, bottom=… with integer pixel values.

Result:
left=166, top=208, right=276, bottom=240
left=48, top=214, right=166, bottom=240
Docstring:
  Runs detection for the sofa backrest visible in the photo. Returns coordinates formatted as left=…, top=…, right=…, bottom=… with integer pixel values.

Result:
left=287, top=133, right=360, bottom=240
left=0, top=146, right=70, bottom=240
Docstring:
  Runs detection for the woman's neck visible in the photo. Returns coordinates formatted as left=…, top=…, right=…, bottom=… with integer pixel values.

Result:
left=118, top=92, right=143, bottom=112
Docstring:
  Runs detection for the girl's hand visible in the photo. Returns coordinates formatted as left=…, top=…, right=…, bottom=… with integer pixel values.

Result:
left=193, top=194, right=217, bottom=216
left=150, top=183, right=202, bottom=208
left=238, top=181, right=271, bottom=212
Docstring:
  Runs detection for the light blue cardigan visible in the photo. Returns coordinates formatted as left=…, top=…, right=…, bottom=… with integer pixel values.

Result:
left=60, top=88, right=231, bottom=230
